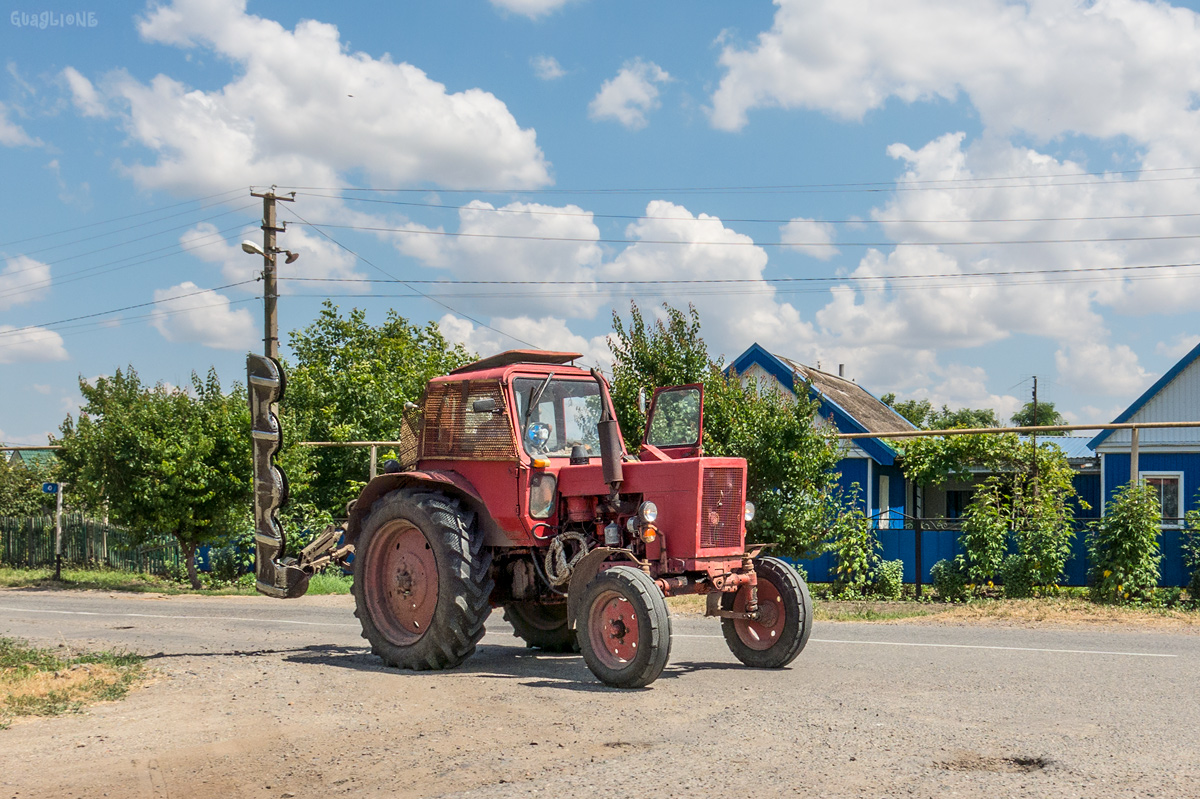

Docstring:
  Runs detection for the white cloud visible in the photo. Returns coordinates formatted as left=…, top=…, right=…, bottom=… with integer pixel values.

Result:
left=0, top=326, right=68, bottom=363
left=0, top=256, right=52, bottom=310
left=437, top=313, right=611, bottom=368
left=490, top=0, right=577, bottom=19
left=150, top=282, right=256, bottom=350
left=0, top=102, right=40, bottom=147
left=63, top=0, right=550, bottom=194
left=180, top=222, right=364, bottom=293
left=588, top=59, right=672, bottom=130
left=710, top=0, right=1200, bottom=140
left=394, top=200, right=604, bottom=318
left=602, top=200, right=819, bottom=360
left=61, top=67, right=108, bottom=118
left=780, top=217, right=838, bottom=260
left=1056, top=340, right=1151, bottom=397
left=531, top=55, right=566, bottom=81
left=1156, top=334, right=1200, bottom=361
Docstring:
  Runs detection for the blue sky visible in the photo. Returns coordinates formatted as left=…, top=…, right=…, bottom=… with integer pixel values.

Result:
left=5, top=0, right=1200, bottom=445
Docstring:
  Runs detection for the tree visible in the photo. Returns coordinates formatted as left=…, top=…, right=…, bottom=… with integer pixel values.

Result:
left=57, top=368, right=250, bottom=588
left=1010, top=400, right=1067, bottom=434
left=0, top=454, right=60, bottom=518
left=608, top=301, right=841, bottom=557
left=880, top=394, right=998, bottom=429
left=281, top=301, right=474, bottom=515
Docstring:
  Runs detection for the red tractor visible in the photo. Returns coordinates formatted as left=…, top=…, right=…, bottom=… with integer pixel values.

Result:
left=248, top=349, right=813, bottom=688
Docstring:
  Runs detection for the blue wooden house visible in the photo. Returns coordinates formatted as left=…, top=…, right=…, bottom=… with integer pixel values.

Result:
left=729, top=343, right=918, bottom=527
left=1087, top=340, right=1200, bottom=586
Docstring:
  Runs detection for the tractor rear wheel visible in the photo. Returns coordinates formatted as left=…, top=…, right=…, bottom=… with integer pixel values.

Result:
left=721, top=556, right=812, bottom=669
left=353, top=488, right=493, bottom=670
left=577, top=566, right=671, bottom=688
left=503, top=601, right=577, bottom=652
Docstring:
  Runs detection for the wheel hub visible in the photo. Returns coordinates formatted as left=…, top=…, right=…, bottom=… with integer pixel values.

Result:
left=590, top=592, right=640, bottom=667
left=732, top=578, right=785, bottom=651
left=365, top=520, right=438, bottom=644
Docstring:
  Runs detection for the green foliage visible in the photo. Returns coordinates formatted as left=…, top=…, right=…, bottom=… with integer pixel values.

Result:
left=608, top=302, right=709, bottom=441
left=608, top=301, right=841, bottom=558
left=958, top=479, right=1009, bottom=584
left=1000, top=554, right=1035, bottom=598
left=56, top=367, right=250, bottom=588
left=899, top=432, right=1020, bottom=486
left=0, top=455, right=60, bottom=517
left=930, top=558, right=967, bottom=601
left=1181, top=497, right=1200, bottom=599
left=827, top=486, right=877, bottom=592
left=1088, top=482, right=1162, bottom=603
left=874, top=559, right=904, bottom=599
left=281, top=301, right=473, bottom=515
left=880, top=395, right=998, bottom=429
left=1010, top=400, right=1067, bottom=434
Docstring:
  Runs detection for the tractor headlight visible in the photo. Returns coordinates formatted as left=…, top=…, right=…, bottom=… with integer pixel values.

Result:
left=744, top=500, right=756, bottom=523
left=638, top=501, right=658, bottom=524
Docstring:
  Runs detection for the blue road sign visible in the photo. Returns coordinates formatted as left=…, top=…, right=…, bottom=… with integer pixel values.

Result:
left=42, top=482, right=58, bottom=494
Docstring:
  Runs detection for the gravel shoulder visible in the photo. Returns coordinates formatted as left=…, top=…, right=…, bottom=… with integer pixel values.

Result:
left=2, top=589, right=1198, bottom=799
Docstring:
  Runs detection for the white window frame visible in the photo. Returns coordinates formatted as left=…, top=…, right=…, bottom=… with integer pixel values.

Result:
left=1139, top=470, right=1183, bottom=527
left=878, top=474, right=890, bottom=529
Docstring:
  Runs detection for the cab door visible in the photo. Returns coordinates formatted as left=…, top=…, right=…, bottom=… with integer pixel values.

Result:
left=642, top=384, right=703, bottom=459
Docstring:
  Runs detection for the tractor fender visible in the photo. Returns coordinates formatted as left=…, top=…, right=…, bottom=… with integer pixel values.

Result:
left=566, top=547, right=644, bottom=630
left=345, top=470, right=486, bottom=547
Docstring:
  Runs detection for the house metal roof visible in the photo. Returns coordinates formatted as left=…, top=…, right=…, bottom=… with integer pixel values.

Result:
left=1087, top=339, right=1200, bottom=450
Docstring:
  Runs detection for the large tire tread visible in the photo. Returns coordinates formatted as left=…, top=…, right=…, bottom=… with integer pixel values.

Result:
left=503, top=601, right=578, bottom=652
left=721, top=556, right=812, bottom=669
left=577, top=566, right=671, bottom=688
left=352, top=488, right=493, bottom=671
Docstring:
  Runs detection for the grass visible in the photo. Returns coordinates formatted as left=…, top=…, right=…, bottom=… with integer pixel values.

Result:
left=0, top=566, right=353, bottom=596
left=0, top=637, right=145, bottom=729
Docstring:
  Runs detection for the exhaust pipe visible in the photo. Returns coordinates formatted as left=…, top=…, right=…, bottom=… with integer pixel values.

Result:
left=590, top=368, right=624, bottom=491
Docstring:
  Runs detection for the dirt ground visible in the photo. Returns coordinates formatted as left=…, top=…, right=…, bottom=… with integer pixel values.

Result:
left=3, top=589, right=1199, bottom=798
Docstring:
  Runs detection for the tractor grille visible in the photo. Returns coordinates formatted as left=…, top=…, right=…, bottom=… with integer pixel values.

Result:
left=700, top=467, right=744, bottom=549
left=422, top=380, right=517, bottom=461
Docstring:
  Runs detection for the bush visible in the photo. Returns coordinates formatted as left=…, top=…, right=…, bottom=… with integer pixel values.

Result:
left=1087, top=482, right=1162, bottom=603
left=1000, top=554, right=1035, bottom=598
left=1183, top=501, right=1200, bottom=600
left=959, top=480, right=1008, bottom=585
left=930, top=558, right=967, bottom=602
left=874, top=559, right=904, bottom=599
left=828, top=486, right=877, bottom=594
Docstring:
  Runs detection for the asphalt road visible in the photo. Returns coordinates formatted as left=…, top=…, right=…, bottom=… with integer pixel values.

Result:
left=2, top=589, right=1198, bottom=798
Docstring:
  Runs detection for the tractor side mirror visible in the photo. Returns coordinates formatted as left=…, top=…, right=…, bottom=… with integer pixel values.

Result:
left=637, top=387, right=646, bottom=416
left=472, top=398, right=498, bottom=413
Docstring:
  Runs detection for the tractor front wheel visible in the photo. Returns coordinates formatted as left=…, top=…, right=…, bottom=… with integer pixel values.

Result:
left=503, top=601, right=577, bottom=652
left=577, top=566, right=671, bottom=688
left=353, top=488, right=493, bottom=671
left=721, top=556, right=812, bottom=669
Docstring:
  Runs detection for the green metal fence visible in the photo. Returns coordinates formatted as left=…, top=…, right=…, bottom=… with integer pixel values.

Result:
left=0, top=514, right=182, bottom=575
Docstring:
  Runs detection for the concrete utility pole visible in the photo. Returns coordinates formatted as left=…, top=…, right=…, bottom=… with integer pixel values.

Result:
left=1031, top=375, right=1039, bottom=498
left=249, top=189, right=295, bottom=360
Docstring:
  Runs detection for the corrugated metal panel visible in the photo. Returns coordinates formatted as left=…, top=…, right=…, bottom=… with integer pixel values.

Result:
left=1102, top=357, right=1200, bottom=448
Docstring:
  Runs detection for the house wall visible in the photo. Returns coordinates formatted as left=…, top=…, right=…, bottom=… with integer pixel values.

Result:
left=1095, top=452, right=1198, bottom=587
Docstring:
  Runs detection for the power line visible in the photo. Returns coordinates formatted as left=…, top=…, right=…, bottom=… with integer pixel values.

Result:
left=0, top=203, right=258, bottom=285
left=12, top=195, right=255, bottom=262
left=0, top=218, right=256, bottom=302
left=272, top=165, right=1200, bottom=196
left=0, top=187, right=245, bottom=249
left=277, top=206, right=547, bottom=354
left=283, top=220, right=1200, bottom=248
left=274, top=258, right=1200, bottom=287
left=0, top=279, right=259, bottom=340
left=0, top=296, right=262, bottom=346
left=297, top=190, right=1200, bottom=227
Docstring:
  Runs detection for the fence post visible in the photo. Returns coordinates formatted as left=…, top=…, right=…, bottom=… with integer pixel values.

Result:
left=914, top=517, right=923, bottom=598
